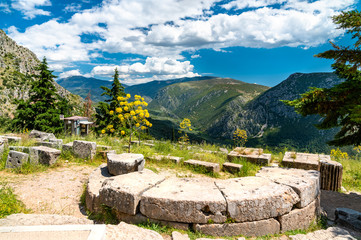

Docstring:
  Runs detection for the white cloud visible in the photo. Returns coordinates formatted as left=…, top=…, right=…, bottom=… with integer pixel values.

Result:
left=63, top=3, right=82, bottom=13
left=58, top=69, right=82, bottom=79
left=90, top=57, right=199, bottom=85
left=7, top=0, right=357, bottom=83
left=11, top=0, right=51, bottom=19
left=0, top=3, right=11, bottom=13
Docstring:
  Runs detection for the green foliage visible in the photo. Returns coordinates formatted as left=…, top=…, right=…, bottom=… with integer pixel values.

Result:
left=284, top=10, right=361, bottom=146
left=11, top=57, right=71, bottom=133
left=94, top=68, right=126, bottom=134
left=0, top=182, right=29, bottom=218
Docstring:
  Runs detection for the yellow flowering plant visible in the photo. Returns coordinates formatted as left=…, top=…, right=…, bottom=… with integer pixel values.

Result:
left=102, top=94, right=152, bottom=152
left=330, top=148, right=349, bottom=160
left=233, top=128, right=247, bottom=147
left=178, top=118, right=192, bottom=146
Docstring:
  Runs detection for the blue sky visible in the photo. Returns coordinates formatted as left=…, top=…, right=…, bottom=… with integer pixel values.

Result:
left=0, top=0, right=359, bottom=86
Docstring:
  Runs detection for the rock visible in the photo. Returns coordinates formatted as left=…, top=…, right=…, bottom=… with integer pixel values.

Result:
left=150, top=155, right=182, bottom=164
left=219, top=148, right=229, bottom=154
left=29, top=130, right=56, bottom=141
left=30, top=146, right=61, bottom=166
left=4, top=136, right=21, bottom=144
left=85, top=164, right=111, bottom=213
left=107, top=153, right=145, bottom=176
left=215, top=177, right=299, bottom=222
left=5, top=150, right=29, bottom=168
left=256, top=167, right=320, bottom=208
left=227, top=147, right=271, bottom=165
left=184, top=159, right=220, bottom=173
left=62, top=142, right=73, bottom=152
left=115, top=212, right=190, bottom=230
left=99, top=169, right=165, bottom=215
left=36, top=141, right=60, bottom=149
left=278, top=198, right=319, bottom=232
left=193, top=218, right=280, bottom=237
left=222, top=162, right=243, bottom=174
left=105, top=222, right=164, bottom=240
left=289, top=226, right=357, bottom=240
left=140, top=178, right=227, bottom=224
left=9, top=146, right=30, bottom=153
left=335, top=208, right=361, bottom=231
left=73, top=140, right=96, bottom=159
left=0, top=213, right=93, bottom=226
left=282, top=152, right=326, bottom=170
left=172, top=231, right=190, bottom=240
left=48, top=139, right=63, bottom=149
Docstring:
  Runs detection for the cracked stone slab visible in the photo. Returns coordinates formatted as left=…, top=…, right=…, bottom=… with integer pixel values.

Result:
left=100, top=169, right=165, bottom=215
left=289, top=227, right=357, bottom=240
left=278, top=198, right=319, bottom=232
left=193, top=218, right=280, bottom=237
left=106, top=222, right=164, bottom=240
left=85, top=164, right=111, bottom=213
left=256, top=167, right=320, bottom=208
left=73, top=140, right=97, bottom=159
left=5, top=151, right=29, bottom=169
left=140, top=178, right=227, bottom=224
left=282, top=152, right=329, bottom=171
left=215, top=176, right=299, bottom=222
left=107, top=153, right=145, bottom=176
left=172, top=231, right=190, bottom=240
left=222, top=162, right=243, bottom=174
left=227, top=148, right=271, bottom=165
left=335, top=208, right=361, bottom=231
left=184, top=160, right=220, bottom=173
left=30, top=146, right=61, bottom=166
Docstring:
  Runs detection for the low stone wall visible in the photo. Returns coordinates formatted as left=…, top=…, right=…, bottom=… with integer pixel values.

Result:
left=86, top=164, right=321, bottom=237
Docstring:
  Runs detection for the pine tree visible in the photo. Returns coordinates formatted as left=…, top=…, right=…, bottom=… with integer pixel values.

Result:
left=94, top=68, right=125, bottom=134
left=12, top=57, right=70, bottom=133
left=284, top=10, right=361, bottom=146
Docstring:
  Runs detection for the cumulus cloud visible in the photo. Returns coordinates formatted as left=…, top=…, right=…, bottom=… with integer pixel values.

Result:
left=0, top=3, right=11, bottom=13
left=90, top=57, right=199, bottom=85
left=63, top=3, right=82, bottom=13
left=58, top=69, right=83, bottom=79
left=7, top=0, right=357, bottom=83
left=11, top=0, right=51, bottom=19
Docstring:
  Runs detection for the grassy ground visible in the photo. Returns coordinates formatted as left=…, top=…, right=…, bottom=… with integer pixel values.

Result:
left=0, top=181, right=29, bottom=218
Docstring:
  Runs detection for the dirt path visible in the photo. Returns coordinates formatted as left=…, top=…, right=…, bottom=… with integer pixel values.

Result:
left=2, top=164, right=96, bottom=218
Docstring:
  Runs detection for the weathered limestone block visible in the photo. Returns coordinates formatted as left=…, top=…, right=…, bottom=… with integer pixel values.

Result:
left=0, top=138, right=4, bottom=156
left=115, top=212, right=190, bottom=230
left=4, top=136, right=21, bottom=144
left=5, top=151, right=29, bottom=168
left=219, top=148, right=229, bottom=154
left=150, top=155, right=182, bottom=164
left=85, top=164, right=111, bottom=213
left=30, top=146, right=61, bottom=166
left=62, top=142, right=73, bottom=152
left=172, top=231, right=190, bottom=240
left=278, top=198, right=319, bottom=232
left=29, top=130, right=56, bottom=141
left=140, top=178, right=227, bottom=224
left=9, top=146, right=30, bottom=153
left=106, top=222, right=164, bottom=240
left=36, top=141, right=60, bottom=149
left=100, top=169, right=165, bottom=215
left=227, top=147, right=271, bottom=165
left=73, top=140, right=96, bottom=159
left=184, top=159, right=220, bottom=173
left=193, top=218, right=280, bottom=237
left=222, top=162, right=243, bottom=174
left=289, top=227, right=357, bottom=240
left=256, top=167, right=320, bottom=208
left=335, top=208, right=361, bottom=231
left=107, top=153, right=145, bottom=176
left=215, top=177, right=299, bottom=222
left=48, top=139, right=63, bottom=149
left=282, top=152, right=326, bottom=170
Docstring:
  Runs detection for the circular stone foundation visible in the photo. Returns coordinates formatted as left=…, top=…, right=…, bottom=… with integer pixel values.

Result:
left=86, top=157, right=321, bottom=237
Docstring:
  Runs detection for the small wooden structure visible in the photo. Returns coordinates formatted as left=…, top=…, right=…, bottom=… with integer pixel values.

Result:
left=63, top=116, right=93, bottom=136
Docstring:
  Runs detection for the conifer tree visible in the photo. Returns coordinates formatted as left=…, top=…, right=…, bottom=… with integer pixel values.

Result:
left=284, top=10, right=361, bottom=146
left=12, top=57, right=70, bottom=133
left=94, top=68, right=125, bottom=134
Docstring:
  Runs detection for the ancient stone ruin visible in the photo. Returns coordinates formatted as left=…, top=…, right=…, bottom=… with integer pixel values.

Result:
left=227, top=147, right=272, bottom=165
left=86, top=152, right=321, bottom=237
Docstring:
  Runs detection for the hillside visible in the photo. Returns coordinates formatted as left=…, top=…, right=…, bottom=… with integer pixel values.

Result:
left=0, top=29, right=83, bottom=118
left=207, top=72, right=344, bottom=151
left=149, top=78, right=269, bottom=131
left=57, top=76, right=114, bottom=102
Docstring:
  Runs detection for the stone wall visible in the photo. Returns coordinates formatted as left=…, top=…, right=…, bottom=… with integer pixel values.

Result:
left=86, top=164, right=321, bottom=237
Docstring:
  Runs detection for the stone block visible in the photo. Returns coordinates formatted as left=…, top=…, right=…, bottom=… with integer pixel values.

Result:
left=227, top=147, right=271, bottom=165
left=100, top=169, right=165, bottom=215
left=219, top=148, right=229, bottom=154
left=86, top=164, right=111, bottom=213
left=9, top=146, right=30, bottom=153
left=184, top=159, right=220, bottom=173
left=222, top=162, right=243, bottom=174
left=282, top=152, right=323, bottom=170
left=106, top=222, right=164, bottom=240
left=289, top=227, right=357, bottom=240
left=335, top=208, right=361, bottom=231
left=150, top=155, right=182, bottom=164
left=256, top=167, right=320, bottom=208
left=62, top=142, right=73, bottom=152
left=29, top=130, right=56, bottom=141
left=30, top=146, right=61, bottom=166
left=0, top=138, right=4, bottom=157
left=5, top=151, right=29, bottom=168
left=97, top=145, right=112, bottom=150
left=36, top=141, right=59, bottom=149
left=48, top=139, right=63, bottom=149
left=193, top=218, right=280, bottom=237
left=4, top=136, right=22, bottom=144
left=73, top=140, right=96, bottom=159
left=107, top=153, right=145, bottom=176
left=278, top=198, right=319, bottom=232
left=172, top=231, right=190, bottom=240
left=115, top=212, right=190, bottom=230
left=140, top=178, right=227, bottom=224
left=215, top=177, right=299, bottom=222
